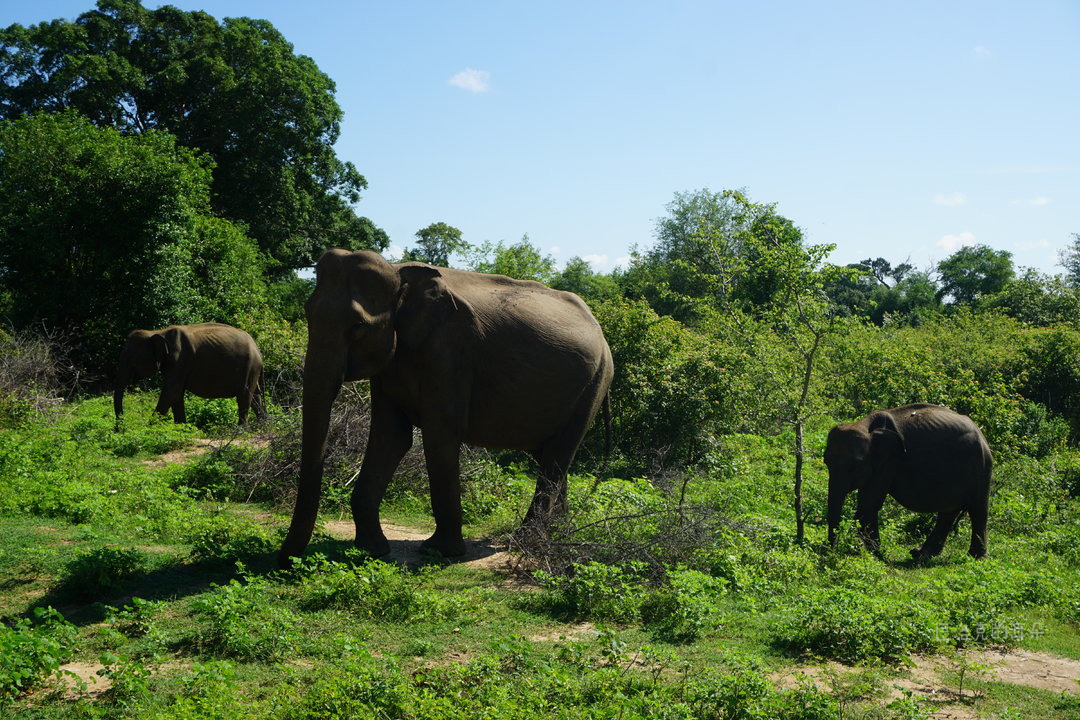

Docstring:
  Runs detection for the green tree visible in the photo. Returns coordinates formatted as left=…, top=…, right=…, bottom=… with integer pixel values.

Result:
left=549, top=257, right=620, bottom=303
left=0, top=111, right=266, bottom=369
left=1059, top=232, right=1080, bottom=288
left=0, top=0, right=384, bottom=270
left=937, top=245, right=1015, bottom=305
left=981, top=268, right=1080, bottom=327
left=402, top=222, right=469, bottom=267
left=620, top=189, right=807, bottom=324
left=466, top=235, right=556, bottom=282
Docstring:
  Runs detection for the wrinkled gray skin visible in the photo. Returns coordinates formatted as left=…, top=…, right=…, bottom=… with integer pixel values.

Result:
left=824, top=403, right=992, bottom=559
left=114, top=323, right=266, bottom=425
left=278, top=249, right=614, bottom=568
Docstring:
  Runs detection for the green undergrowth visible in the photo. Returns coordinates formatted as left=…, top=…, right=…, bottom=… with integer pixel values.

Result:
left=0, top=396, right=1078, bottom=718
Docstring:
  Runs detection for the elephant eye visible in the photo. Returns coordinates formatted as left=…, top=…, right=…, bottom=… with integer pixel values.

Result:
left=347, top=322, right=365, bottom=340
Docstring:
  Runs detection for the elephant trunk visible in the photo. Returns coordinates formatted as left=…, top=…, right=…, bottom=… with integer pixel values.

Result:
left=827, top=483, right=847, bottom=546
left=278, top=348, right=344, bottom=569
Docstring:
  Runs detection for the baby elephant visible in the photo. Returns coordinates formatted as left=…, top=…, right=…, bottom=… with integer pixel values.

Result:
left=824, top=403, right=992, bottom=559
left=114, top=322, right=266, bottom=425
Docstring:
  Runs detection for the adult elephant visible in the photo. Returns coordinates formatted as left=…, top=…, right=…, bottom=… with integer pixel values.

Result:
left=114, top=323, right=266, bottom=425
left=278, top=249, right=613, bottom=568
left=824, top=403, right=992, bottom=559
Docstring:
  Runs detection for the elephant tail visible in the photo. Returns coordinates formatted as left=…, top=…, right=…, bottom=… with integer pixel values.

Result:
left=602, top=393, right=612, bottom=476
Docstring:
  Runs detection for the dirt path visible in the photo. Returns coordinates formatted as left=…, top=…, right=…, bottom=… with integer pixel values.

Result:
left=773, top=647, right=1080, bottom=718
left=321, top=520, right=517, bottom=575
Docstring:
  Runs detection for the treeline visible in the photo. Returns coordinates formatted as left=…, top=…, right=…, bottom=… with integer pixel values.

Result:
left=2, top=2, right=1080, bottom=479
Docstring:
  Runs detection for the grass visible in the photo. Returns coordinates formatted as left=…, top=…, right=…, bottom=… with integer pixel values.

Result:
left=0, top=393, right=1078, bottom=718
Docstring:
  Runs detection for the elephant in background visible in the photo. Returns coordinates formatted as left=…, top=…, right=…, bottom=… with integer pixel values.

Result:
left=824, top=403, right=992, bottom=559
left=278, top=249, right=613, bottom=568
left=114, top=322, right=266, bottom=425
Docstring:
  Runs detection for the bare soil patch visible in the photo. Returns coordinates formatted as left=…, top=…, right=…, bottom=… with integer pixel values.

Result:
left=772, top=648, right=1080, bottom=717
left=321, top=521, right=517, bottom=576
left=56, top=661, right=110, bottom=699
left=142, top=436, right=270, bottom=468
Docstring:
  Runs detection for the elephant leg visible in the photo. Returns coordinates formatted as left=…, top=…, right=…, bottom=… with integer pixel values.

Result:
left=520, top=390, right=597, bottom=535
left=967, top=492, right=989, bottom=559
left=911, top=509, right=962, bottom=560
left=350, top=395, right=413, bottom=558
left=236, top=392, right=250, bottom=425
left=419, top=423, right=466, bottom=557
left=172, top=398, right=186, bottom=424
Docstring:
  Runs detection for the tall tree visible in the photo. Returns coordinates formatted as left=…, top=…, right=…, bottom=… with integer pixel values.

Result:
left=621, top=189, right=806, bottom=324
left=402, top=222, right=468, bottom=267
left=0, top=0, right=385, bottom=270
left=0, top=111, right=266, bottom=369
left=466, top=235, right=556, bottom=282
left=937, top=245, right=1015, bottom=305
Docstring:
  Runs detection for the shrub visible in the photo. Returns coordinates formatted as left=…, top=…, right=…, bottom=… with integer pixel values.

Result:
left=295, top=556, right=461, bottom=623
left=193, top=572, right=296, bottom=661
left=62, top=546, right=147, bottom=598
left=186, top=515, right=279, bottom=563
left=776, top=587, right=937, bottom=664
left=534, top=561, right=646, bottom=623
left=0, top=607, right=78, bottom=704
left=641, top=567, right=728, bottom=642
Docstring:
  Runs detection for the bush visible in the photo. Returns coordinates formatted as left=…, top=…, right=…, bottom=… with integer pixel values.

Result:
left=776, top=587, right=937, bottom=664
left=0, top=607, right=78, bottom=704
left=535, top=561, right=646, bottom=623
left=295, top=556, right=462, bottom=623
left=62, top=546, right=147, bottom=598
left=193, top=572, right=297, bottom=661
left=186, top=515, right=279, bottom=563
left=641, top=567, right=728, bottom=642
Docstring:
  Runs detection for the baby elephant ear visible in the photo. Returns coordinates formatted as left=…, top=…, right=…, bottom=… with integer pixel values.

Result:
left=395, top=265, right=460, bottom=350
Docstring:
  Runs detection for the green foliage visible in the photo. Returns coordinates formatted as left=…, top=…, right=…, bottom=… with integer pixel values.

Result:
left=536, top=561, right=646, bottom=622
left=0, top=110, right=268, bottom=369
left=294, top=555, right=462, bottom=622
left=0, top=0, right=381, bottom=269
left=0, top=607, right=78, bottom=704
left=403, top=222, right=468, bottom=266
left=776, top=587, right=938, bottom=664
left=937, top=244, right=1015, bottom=305
left=549, top=257, right=621, bottom=303
left=193, top=570, right=298, bottom=661
left=62, top=546, right=147, bottom=598
left=186, top=514, right=279, bottom=563
left=640, top=567, right=728, bottom=642
left=466, top=235, right=557, bottom=282
left=592, top=297, right=733, bottom=469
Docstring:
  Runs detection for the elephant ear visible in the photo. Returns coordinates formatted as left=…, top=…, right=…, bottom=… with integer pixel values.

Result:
left=153, top=328, right=182, bottom=367
left=395, top=265, right=462, bottom=350
left=152, top=333, right=170, bottom=365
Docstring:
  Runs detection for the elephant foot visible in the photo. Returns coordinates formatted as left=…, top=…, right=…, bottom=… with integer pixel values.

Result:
left=420, top=531, right=466, bottom=558
left=354, top=532, right=390, bottom=559
left=967, top=546, right=987, bottom=559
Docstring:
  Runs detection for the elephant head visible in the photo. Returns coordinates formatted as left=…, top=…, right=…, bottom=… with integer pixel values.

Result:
left=824, top=411, right=906, bottom=545
left=113, top=329, right=172, bottom=420
left=279, top=250, right=460, bottom=565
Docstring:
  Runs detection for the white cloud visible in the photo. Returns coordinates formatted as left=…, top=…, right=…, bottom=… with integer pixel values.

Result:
left=937, top=231, right=976, bottom=252
left=582, top=253, right=608, bottom=268
left=449, top=68, right=491, bottom=93
left=1014, top=238, right=1051, bottom=252
left=974, top=45, right=992, bottom=58
left=614, top=255, right=632, bottom=268
left=1010, top=197, right=1051, bottom=207
left=548, top=246, right=561, bottom=256
left=933, top=192, right=966, bottom=206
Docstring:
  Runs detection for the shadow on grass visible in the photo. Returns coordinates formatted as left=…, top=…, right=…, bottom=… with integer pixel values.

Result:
left=26, top=551, right=281, bottom=626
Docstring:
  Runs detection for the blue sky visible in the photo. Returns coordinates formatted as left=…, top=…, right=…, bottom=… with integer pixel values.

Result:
left=10, top=1, right=1080, bottom=274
